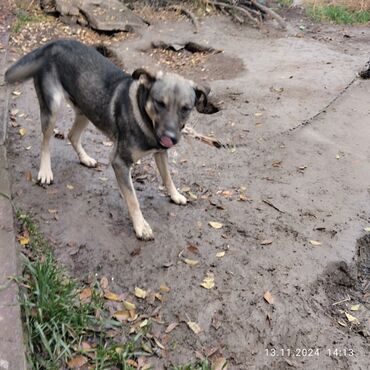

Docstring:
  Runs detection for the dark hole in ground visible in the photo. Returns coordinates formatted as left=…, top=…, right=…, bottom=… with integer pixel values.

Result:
left=309, top=235, right=370, bottom=338
left=147, top=40, right=245, bottom=81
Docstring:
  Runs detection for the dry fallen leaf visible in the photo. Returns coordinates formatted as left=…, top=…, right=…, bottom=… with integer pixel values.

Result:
left=123, top=300, right=136, bottom=310
left=216, top=251, right=225, bottom=258
left=67, top=355, right=88, bottom=369
left=212, top=356, right=228, bottom=370
left=18, top=235, right=30, bottom=246
left=187, top=321, right=202, bottom=334
left=159, top=284, right=170, bottom=293
left=184, top=258, right=199, bottom=267
left=345, top=312, right=359, bottom=324
left=338, top=319, right=347, bottom=327
left=254, top=112, right=263, bottom=117
left=364, top=227, right=370, bottom=232
left=66, top=184, right=74, bottom=190
left=350, top=304, right=360, bottom=311
left=263, top=291, right=274, bottom=305
left=12, top=90, right=22, bottom=96
left=104, top=291, right=121, bottom=301
left=201, top=273, right=215, bottom=289
left=165, top=322, right=179, bottom=333
left=209, top=221, right=223, bottom=229
left=113, top=310, right=130, bottom=322
left=134, top=287, right=147, bottom=299
left=19, top=127, right=27, bottom=137
left=154, top=337, right=165, bottom=350
left=100, top=276, right=109, bottom=290
left=309, top=240, right=322, bottom=246
left=261, top=239, right=273, bottom=245
left=79, top=288, right=92, bottom=304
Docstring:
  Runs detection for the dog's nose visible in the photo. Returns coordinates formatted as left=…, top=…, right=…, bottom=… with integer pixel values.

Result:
left=163, top=131, right=177, bottom=145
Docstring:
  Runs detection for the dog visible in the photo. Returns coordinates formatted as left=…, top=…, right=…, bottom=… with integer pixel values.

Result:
left=5, top=39, right=209, bottom=240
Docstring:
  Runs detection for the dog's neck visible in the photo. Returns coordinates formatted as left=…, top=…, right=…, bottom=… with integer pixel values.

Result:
left=128, top=81, right=157, bottom=146
left=136, top=84, right=154, bottom=131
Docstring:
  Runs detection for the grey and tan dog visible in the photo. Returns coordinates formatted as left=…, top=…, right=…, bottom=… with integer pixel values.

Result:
left=5, top=39, right=209, bottom=240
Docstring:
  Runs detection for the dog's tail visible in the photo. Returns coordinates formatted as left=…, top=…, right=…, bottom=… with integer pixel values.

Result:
left=5, top=44, right=48, bottom=84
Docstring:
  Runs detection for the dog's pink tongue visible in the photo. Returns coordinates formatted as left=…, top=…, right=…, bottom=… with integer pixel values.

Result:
left=160, top=136, right=174, bottom=148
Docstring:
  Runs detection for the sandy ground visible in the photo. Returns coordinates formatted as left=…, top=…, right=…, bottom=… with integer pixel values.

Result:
left=6, top=10, right=370, bottom=369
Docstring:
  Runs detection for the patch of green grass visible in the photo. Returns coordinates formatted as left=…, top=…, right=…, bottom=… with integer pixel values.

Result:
left=171, top=358, right=212, bottom=370
left=306, top=4, right=370, bottom=24
left=16, top=211, right=146, bottom=369
left=11, top=10, right=47, bottom=33
left=277, top=0, right=294, bottom=7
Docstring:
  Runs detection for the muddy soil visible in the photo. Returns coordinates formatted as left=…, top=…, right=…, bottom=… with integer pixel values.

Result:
left=6, top=10, right=370, bottom=370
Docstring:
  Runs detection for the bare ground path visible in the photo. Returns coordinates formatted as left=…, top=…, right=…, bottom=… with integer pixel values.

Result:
left=6, top=13, right=370, bottom=369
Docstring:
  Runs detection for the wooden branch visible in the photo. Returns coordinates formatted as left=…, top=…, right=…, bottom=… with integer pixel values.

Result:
left=210, top=1, right=262, bottom=28
left=250, top=0, right=287, bottom=29
left=168, top=5, right=199, bottom=33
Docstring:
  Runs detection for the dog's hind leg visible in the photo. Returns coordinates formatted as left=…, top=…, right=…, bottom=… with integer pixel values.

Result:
left=34, top=75, right=61, bottom=185
left=68, top=112, right=97, bottom=168
left=154, top=151, right=187, bottom=205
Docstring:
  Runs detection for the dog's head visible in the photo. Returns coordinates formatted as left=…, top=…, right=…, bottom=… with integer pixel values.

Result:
left=132, top=69, right=210, bottom=149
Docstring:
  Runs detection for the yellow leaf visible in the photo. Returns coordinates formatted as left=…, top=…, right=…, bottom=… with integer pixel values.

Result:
left=113, top=310, right=130, bottom=322
left=254, top=112, right=263, bottom=117
left=309, top=240, right=321, bottom=246
left=66, top=184, right=74, bottom=190
left=187, top=321, right=202, bottom=334
left=67, top=355, right=88, bottom=369
left=104, top=291, right=121, bottom=301
left=18, top=236, right=29, bottom=245
left=184, top=258, right=199, bottom=267
left=345, top=312, right=359, bottom=323
left=263, top=291, right=274, bottom=304
left=123, top=300, right=136, bottom=310
left=19, top=127, right=27, bottom=137
left=134, top=287, right=147, bottom=299
left=350, top=304, right=360, bottom=311
left=201, top=273, right=215, bottom=289
left=364, top=227, right=370, bottom=232
left=209, top=221, right=223, bottom=229
left=216, top=251, right=225, bottom=258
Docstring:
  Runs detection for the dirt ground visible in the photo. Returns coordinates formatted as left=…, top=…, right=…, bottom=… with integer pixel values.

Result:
left=5, top=6, right=370, bottom=369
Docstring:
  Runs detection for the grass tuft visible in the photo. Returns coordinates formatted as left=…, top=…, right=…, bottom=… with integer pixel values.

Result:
left=16, top=211, right=219, bottom=369
left=306, top=4, right=370, bottom=24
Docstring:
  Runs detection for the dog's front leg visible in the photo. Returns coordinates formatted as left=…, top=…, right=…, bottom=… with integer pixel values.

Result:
left=111, top=156, right=154, bottom=240
left=154, top=151, right=187, bottom=205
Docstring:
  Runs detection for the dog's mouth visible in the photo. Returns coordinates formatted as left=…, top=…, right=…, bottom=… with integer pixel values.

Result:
left=159, top=135, right=175, bottom=149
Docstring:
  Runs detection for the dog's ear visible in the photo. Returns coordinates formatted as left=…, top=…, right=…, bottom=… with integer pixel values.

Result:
left=193, top=84, right=211, bottom=113
left=132, top=68, right=157, bottom=87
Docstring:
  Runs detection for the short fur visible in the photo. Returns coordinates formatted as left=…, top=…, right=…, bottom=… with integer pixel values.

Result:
left=5, top=39, right=209, bottom=240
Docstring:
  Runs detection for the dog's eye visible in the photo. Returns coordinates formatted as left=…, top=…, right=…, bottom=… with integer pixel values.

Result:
left=154, top=99, right=165, bottom=110
left=181, top=106, right=191, bottom=115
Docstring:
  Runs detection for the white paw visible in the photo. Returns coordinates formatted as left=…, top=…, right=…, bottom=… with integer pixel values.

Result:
left=37, top=168, right=54, bottom=185
left=134, top=218, right=154, bottom=240
left=80, top=154, right=97, bottom=168
left=171, top=191, right=187, bottom=205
